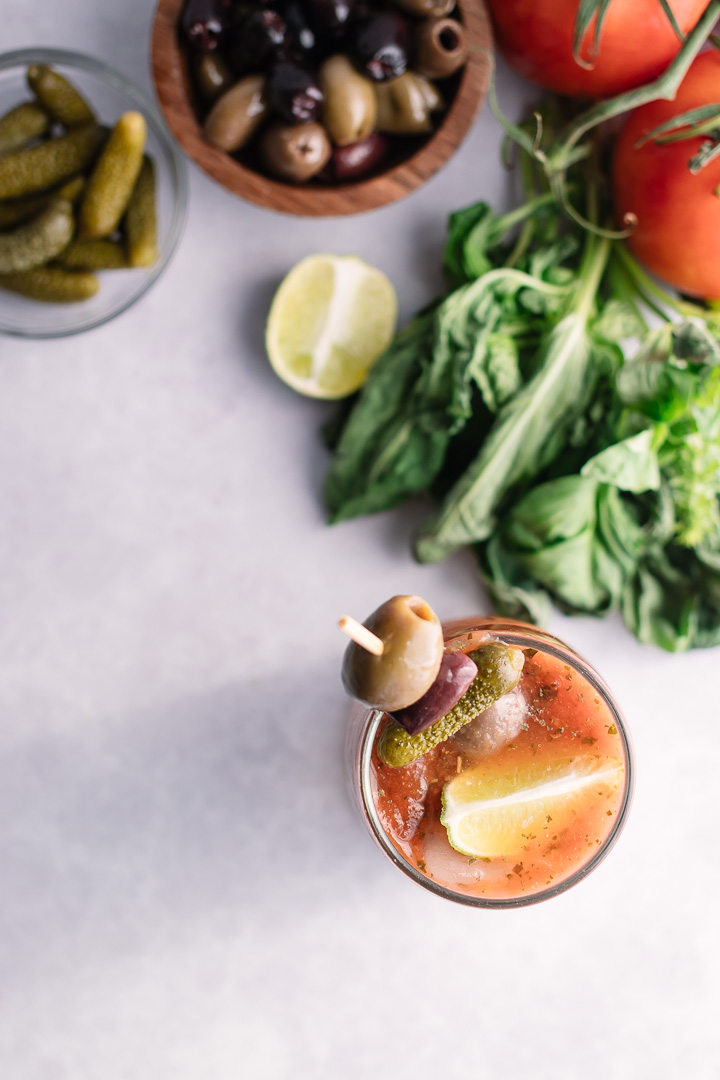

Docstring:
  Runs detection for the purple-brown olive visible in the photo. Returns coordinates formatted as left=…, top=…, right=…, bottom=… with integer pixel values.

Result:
left=305, top=0, right=356, bottom=37
left=227, top=9, right=287, bottom=74
left=390, top=651, right=478, bottom=735
left=413, top=17, right=467, bottom=80
left=352, top=12, right=409, bottom=81
left=182, top=0, right=232, bottom=52
left=267, top=60, right=324, bottom=123
left=260, top=122, right=332, bottom=181
left=322, top=131, right=389, bottom=180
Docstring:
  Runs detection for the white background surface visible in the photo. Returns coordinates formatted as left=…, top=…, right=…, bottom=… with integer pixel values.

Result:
left=1, top=2, right=719, bottom=1077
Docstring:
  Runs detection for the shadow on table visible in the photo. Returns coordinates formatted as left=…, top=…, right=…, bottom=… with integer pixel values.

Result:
left=0, top=659, right=388, bottom=987
left=235, top=273, right=284, bottom=374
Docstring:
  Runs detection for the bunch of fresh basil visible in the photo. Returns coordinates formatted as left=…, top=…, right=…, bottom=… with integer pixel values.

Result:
left=324, top=198, right=720, bottom=652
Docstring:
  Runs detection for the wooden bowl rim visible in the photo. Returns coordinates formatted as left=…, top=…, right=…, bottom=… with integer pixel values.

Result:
left=151, top=0, right=493, bottom=217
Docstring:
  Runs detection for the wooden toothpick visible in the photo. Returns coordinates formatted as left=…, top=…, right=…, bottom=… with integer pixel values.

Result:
left=338, top=616, right=384, bottom=656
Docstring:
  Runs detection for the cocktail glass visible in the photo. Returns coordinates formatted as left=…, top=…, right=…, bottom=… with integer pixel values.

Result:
left=346, top=617, right=634, bottom=908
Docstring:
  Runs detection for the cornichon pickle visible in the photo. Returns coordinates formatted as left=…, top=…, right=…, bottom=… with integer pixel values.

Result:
left=58, top=238, right=128, bottom=270
left=123, top=157, right=157, bottom=268
left=56, top=175, right=86, bottom=204
left=377, top=643, right=525, bottom=768
left=78, top=111, right=147, bottom=239
left=0, top=176, right=85, bottom=229
left=27, top=65, right=95, bottom=128
left=0, top=199, right=74, bottom=274
left=0, top=124, right=105, bottom=200
left=0, top=101, right=49, bottom=155
left=0, top=265, right=99, bottom=303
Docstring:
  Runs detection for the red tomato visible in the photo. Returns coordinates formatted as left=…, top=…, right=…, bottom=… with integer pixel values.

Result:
left=613, top=51, right=720, bottom=300
left=486, top=0, right=707, bottom=98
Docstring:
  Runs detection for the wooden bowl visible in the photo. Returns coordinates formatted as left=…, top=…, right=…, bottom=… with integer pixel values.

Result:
left=151, top=0, right=492, bottom=216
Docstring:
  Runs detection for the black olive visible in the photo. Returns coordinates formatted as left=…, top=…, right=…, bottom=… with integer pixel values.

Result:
left=227, top=9, right=288, bottom=74
left=284, top=1, right=318, bottom=58
left=267, top=60, right=324, bottom=123
left=352, top=12, right=409, bottom=82
left=181, top=0, right=233, bottom=52
left=305, top=0, right=356, bottom=37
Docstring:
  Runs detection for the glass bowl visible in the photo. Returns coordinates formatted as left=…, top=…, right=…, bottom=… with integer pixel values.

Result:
left=0, top=48, right=188, bottom=338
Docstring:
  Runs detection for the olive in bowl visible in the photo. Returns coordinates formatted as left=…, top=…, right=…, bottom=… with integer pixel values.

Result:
left=151, top=0, right=492, bottom=215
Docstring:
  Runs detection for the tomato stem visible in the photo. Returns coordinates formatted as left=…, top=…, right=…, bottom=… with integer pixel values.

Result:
left=556, top=1, right=720, bottom=158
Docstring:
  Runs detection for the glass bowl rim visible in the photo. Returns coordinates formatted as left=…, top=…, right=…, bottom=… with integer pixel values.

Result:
left=0, top=46, right=188, bottom=339
left=358, top=619, right=635, bottom=909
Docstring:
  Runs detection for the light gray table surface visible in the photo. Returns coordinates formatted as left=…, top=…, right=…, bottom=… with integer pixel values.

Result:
left=1, top=3, right=718, bottom=1078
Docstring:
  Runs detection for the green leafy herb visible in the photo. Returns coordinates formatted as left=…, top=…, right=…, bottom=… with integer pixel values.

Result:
left=323, top=76, right=720, bottom=652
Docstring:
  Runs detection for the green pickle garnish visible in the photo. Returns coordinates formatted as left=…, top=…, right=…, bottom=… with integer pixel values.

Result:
left=377, top=643, right=525, bottom=768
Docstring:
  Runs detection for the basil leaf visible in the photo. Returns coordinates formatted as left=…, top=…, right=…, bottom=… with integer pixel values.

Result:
left=416, top=264, right=607, bottom=560
left=581, top=429, right=661, bottom=492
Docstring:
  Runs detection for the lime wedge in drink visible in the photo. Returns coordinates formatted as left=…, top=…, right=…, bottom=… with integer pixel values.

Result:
left=265, top=254, right=397, bottom=399
left=441, top=756, right=624, bottom=859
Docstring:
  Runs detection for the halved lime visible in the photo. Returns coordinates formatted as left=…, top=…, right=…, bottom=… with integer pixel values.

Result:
left=265, top=254, right=397, bottom=399
left=441, top=756, right=624, bottom=859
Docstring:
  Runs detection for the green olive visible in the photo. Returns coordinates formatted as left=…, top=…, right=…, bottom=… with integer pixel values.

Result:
left=260, top=122, right=331, bottom=183
left=341, top=595, right=444, bottom=711
left=319, top=55, right=377, bottom=147
left=194, top=52, right=234, bottom=105
left=203, top=76, right=267, bottom=153
left=414, top=18, right=467, bottom=80
left=392, top=0, right=455, bottom=18
left=375, top=72, right=443, bottom=135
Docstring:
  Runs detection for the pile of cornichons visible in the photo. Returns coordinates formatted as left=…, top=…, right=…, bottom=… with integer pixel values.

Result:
left=0, top=64, right=157, bottom=304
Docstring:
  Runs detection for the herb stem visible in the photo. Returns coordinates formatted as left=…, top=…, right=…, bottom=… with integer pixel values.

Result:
left=614, top=243, right=709, bottom=319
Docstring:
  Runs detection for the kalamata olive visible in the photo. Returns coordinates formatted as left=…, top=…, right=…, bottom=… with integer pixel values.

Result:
left=414, top=18, right=467, bottom=80
left=319, top=55, right=376, bottom=146
left=193, top=52, right=234, bottom=103
left=390, top=651, right=478, bottom=735
left=341, top=595, right=444, bottom=711
left=352, top=12, right=409, bottom=81
left=260, top=121, right=331, bottom=181
left=284, top=1, right=318, bottom=58
left=305, top=0, right=356, bottom=37
left=375, top=71, right=442, bottom=133
left=393, top=0, right=455, bottom=17
left=182, top=0, right=233, bottom=51
left=203, top=75, right=267, bottom=151
left=227, top=9, right=287, bottom=74
left=323, top=131, right=389, bottom=180
left=267, top=60, right=324, bottom=123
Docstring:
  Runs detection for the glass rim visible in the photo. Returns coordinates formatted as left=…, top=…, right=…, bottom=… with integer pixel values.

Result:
left=0, top=47, right=188, bottom=340
left=358, top=620, right=635, bottom=909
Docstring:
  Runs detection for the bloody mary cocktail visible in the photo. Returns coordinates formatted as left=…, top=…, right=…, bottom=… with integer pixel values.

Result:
left=347, top=616, right=633, bottom=907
